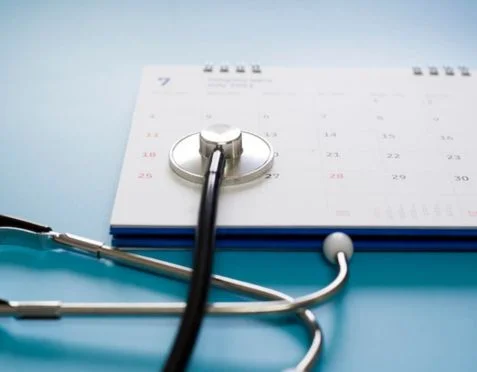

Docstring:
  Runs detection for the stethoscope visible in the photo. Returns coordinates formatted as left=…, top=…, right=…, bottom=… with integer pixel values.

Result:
left=0, top=124, right=354, bottom=372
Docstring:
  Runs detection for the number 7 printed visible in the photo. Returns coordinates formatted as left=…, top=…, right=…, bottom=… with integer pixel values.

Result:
left=157, top=77, right=170, bottom=86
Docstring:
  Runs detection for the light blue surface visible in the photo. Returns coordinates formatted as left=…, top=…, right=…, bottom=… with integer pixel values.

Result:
left=1, top=1, right=477, bottom=371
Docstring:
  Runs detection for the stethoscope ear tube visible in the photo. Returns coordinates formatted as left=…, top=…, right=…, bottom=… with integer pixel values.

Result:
left=0, top=214, right=52, bottom=233
left=0, top=223, right=351, bottom=371
left=164, top=148, right=227, bottom=371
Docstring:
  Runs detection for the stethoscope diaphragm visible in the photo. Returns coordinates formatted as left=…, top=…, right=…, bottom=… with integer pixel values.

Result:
left=169, top=124, right=274, bottom=185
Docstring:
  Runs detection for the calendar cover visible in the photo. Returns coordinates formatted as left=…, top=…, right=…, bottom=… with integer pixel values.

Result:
left=110, top=65, right=477, bottom=250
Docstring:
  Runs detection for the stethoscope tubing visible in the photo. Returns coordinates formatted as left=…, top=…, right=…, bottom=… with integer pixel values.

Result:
left=52, top=232, right=349, bottom=316
left=0, top=227, right=348, bottom=371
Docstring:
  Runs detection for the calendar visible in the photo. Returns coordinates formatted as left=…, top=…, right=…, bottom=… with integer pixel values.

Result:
left=110, top=65, right=477, bottom=251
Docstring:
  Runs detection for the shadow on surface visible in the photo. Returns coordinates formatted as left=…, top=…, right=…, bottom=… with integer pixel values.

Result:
left=0, top=326, right=159, bottom=369
left=146, top=249, right=477, bottom=289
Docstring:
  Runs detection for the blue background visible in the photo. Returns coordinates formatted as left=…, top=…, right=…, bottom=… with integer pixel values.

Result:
left=1, top=1, right=477, bottom=371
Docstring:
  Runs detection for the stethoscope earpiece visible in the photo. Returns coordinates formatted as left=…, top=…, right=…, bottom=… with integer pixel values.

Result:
left=323, top=232, right=354, bottom=264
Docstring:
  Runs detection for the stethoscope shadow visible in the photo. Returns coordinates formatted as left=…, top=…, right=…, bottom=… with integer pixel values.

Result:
left=185, top=250, right=477, bottom=371
left=0, top=325, right=282, bottom=372
left=0, top=241, right=342, bottom=371
left=0, top=242, right=247, bottom=303
left=314, top=251, right=477, bottom=369
left=0, top=242, right=314, bottom=371
left=2, top=240, right=477, bottom=371
left=0, top=326, right=160, bottom=369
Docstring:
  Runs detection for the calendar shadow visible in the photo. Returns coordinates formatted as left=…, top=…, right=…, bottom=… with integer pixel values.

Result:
left=2, top=242, right=476, bottom=302
left=348, top=252, right=477, bottom=289
left=146, top=250, right=477, bottom=291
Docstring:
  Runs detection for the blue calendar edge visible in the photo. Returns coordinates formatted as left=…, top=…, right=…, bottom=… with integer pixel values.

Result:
left=110, top=226, right=477, bottom=251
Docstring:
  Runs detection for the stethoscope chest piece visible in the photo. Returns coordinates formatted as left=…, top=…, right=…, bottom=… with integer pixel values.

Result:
left=169, top=124, right=274, bottom=185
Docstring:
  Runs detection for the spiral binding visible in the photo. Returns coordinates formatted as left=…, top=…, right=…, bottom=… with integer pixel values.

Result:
left=203, top=64, right=471, bottom=76
left=203, top=64, right=262, bottom=74
left=413, top=65, right=471, bottom=76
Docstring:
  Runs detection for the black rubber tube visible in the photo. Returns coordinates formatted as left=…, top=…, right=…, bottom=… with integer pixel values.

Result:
left=0, top=214, right=52, bottom=233
left=163, top=148, right=226, bottom=372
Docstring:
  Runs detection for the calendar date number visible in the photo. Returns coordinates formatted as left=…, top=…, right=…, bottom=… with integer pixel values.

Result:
left=264, top=131, right=277, bottom=137
left=386, top=153, right=401, bottom=159
left=440, top=135, right=454, bottom=141
left=392, top=174, right=406, bottom=180
left=446, top=154, right=461, bottom=160
left=142, top=152, right=157, bottom=158
left=138, top=172, right=153, bottom=179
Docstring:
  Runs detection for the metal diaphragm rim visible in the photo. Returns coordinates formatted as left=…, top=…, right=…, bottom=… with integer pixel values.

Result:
left=169, top=131, right=274, bottom=185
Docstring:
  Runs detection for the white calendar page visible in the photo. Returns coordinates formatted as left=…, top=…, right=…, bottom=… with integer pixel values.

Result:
left=110, top=65, right=477, bottom=233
